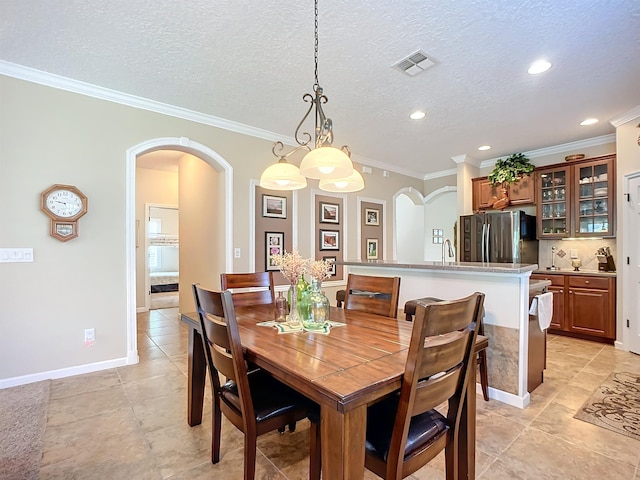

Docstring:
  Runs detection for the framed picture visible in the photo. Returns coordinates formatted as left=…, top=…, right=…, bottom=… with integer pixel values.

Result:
left=265, top=232, right=284, bottom=271
left=320, top=202, right=339, bottom=223
left=319, top=230, right=339, bottom=250
left=323, top=256, right=337, bottom=277
left=366, top=238, right=379, bottom=260
left=262, top=195, right=287, bottom=218
left=365, top=208, right=379, bottom=226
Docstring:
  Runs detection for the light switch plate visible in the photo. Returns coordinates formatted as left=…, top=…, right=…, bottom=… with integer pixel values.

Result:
left=0, top=248, right=34, bottom=263
left=570, top=249, right=578, bottom=259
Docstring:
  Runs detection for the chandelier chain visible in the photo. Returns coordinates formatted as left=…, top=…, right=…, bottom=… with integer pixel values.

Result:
left=314, top=0, right=319, bottom=90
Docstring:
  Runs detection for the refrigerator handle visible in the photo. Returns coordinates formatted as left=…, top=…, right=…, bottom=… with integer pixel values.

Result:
left=481, top=223, right=486, bottom=262
left=485, top=222, right=491, bottom=262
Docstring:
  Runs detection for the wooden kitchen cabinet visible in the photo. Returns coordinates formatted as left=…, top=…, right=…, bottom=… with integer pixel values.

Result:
left=531, top=272, right=616, bottom=343
left=472, top=174, right=536, bottom=211
left=537, top=154, right=615, bottom=238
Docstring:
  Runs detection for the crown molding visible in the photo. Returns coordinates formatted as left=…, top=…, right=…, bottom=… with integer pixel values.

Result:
left=424, top=168, right=457, bottom=180
left=0, top=60, right=286, bottom=143
left=451, top=154, right=480, bottom=166
left=0, top=61, right=427, bottom=181
left=478, top=133, right=616, bottom=169
left=610, top=105, right=640, bottom=127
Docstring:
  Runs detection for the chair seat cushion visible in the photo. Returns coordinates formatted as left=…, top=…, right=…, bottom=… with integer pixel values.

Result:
left=365, top=394, right=448, bottom=462
left=403, top=297, right=444, bottom=316
left=220, top=370, right=312, bottom=423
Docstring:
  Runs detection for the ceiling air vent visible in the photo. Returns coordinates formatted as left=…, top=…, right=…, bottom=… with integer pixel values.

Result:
left=393, top=50, right=435, bottom=76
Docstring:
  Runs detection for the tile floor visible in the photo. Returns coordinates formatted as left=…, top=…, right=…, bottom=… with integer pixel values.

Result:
left=39, top=308, right=640, bottom=479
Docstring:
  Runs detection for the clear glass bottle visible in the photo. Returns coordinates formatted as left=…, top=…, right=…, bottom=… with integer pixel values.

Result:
left=302, top=279, right=330, bottom=330
left=275, top=291, right=287, bottom=322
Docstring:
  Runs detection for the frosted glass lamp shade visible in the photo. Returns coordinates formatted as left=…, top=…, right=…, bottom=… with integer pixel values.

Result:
left=260, top=160, right=307, bottom=190
left=319, top=169, right=365, bottom=192
left=299, top=146, right=353, bottom=180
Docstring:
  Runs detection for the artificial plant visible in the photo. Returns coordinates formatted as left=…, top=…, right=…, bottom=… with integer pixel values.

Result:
left=487, top=153, right=534, bottom=186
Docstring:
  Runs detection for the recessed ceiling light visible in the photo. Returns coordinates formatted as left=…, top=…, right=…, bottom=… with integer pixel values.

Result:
left=528, top=60, right=551, bottom=75
left=580, top=118, right=599, bottom=126
left=478, top=145, right=491, bottom=151
left=410, top=110, right=426, bottom=120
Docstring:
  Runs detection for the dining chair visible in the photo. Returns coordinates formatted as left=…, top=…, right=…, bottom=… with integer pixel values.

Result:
left=343, top=273, right=401, bottom=318
left=192, top=284, right=321, bottom=480
left=364, top=292, right=485, bottom=480
left=220, top=272, right=275, bottom=307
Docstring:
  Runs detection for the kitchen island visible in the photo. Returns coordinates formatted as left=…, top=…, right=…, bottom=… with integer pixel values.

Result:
left=339, top=260, right=543, bottom=408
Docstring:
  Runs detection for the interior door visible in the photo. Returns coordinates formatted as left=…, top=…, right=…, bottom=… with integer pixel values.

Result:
left=626, top=173, right=640, bottom=354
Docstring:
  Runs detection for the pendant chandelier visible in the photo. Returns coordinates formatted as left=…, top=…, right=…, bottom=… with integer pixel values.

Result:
left=260, top=0, right=364, bottom=193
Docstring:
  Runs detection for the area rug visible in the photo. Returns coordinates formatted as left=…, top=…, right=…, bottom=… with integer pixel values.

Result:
left=0, top=380, right=51, bottom=480
left=574, top=371, right=640, bottom=441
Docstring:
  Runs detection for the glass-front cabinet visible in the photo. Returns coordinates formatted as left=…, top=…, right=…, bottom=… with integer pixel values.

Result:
left=537, top=154, right=615, bottom=239
left=539, top=167, right=570, bottom=236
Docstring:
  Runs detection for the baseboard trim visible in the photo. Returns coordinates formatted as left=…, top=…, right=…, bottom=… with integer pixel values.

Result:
left=477, top=383, right=530, bottom=409
left=0, top=357, right=131, bottom=389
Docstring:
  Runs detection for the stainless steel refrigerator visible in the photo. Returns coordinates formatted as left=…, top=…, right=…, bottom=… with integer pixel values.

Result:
left=460, top=211, right=538, bottom=264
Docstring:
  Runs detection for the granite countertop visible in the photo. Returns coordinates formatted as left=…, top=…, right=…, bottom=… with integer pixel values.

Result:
left=533, top=268, right=616, bottom=277
left=339, top=260, right=538, bottom=274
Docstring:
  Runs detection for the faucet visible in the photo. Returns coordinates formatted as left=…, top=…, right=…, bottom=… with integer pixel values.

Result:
left=442, top=238, right=455, bottom=263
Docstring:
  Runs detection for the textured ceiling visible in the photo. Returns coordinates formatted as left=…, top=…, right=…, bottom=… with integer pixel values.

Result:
left=1, top=0, right=639, bottom=178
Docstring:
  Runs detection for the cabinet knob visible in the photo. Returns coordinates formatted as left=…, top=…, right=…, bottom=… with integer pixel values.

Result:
left=585, top=280, right=590, bottom=284
left=569, top=290, right=573, bottom=294
left=560, top=290, right=563, bottom=293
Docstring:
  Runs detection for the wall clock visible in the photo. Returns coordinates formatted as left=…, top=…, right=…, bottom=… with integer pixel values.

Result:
left=40, top=184, right=88, bottom=242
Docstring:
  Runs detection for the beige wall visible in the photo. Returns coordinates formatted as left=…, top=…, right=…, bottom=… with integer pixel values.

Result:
left=0, top=75, right=424, bottom=384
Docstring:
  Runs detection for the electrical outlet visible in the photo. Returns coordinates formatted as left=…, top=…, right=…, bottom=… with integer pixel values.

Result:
left=84, top=328, right=95, bottom=347
left=234, top=248, right=241, bottom=258
left=570, top=249, right=578, bottom=259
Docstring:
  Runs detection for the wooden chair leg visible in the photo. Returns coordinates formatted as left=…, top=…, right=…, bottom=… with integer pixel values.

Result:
left=309, top=420, right=321, bottom=480
left=211, top=401, right=222, bottom=463
left=245, top=435, right=257, bottom=480
left=478, top=351, right=489, bottom=401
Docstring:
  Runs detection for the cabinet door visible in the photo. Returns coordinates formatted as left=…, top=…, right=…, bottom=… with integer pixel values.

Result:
left=573, top=157, right=615, bottom=237
left=537, top=166, right=571, bottom=238
left=509, top=174, right=536, bottom=205
left=473, top=178, right=498, bottom=211
left=567, top=287, right=612, bottom=338
left=548, top=285, right=565, bottom=330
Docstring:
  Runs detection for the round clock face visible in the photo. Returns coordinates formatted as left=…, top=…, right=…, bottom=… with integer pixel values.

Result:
left=45, top=189, right=84, bottom=218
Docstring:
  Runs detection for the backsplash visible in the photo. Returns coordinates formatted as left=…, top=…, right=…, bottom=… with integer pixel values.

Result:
left=538, top=239, right=617, bottom=272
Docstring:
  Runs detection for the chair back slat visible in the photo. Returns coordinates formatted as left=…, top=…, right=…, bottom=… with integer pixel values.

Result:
left=344, top=274, right=401, bottom=318
left=221, top=272, right=275, bottom=307
left=417, top=331, right=469, bottom=379
left=412, top=367, right=463, bottom=414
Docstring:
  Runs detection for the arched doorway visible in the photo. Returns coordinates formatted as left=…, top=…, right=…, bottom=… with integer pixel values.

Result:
left=125, top=137, right=233, bottom=364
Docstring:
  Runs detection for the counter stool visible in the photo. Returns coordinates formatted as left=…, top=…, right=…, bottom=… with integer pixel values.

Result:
left=404, top=297, right=490, bottom=402
left=336, top=289, right=345, bottom=307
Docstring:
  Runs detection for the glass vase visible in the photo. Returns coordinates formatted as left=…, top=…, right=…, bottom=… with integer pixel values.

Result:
left=301, top=279, right=330, bottom=330
left=286, top=282, right=302, bottom=327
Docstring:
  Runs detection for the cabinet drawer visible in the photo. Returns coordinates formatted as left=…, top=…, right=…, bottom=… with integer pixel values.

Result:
left=531, top=274, right=564, bottom=287
left=568, top=276, right=610, bottom=289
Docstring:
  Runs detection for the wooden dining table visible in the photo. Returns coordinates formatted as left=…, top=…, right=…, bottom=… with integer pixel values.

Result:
left=181, top=305, right=483, bottom=479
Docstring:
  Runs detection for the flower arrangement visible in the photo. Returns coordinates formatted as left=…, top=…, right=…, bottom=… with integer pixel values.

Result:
left=270, top=249, right=309, bottom=285
left=308, top=259, right=333, bottom=282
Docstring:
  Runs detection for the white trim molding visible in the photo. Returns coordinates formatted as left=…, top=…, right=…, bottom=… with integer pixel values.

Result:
left=126, top=137, right=233, bottom=366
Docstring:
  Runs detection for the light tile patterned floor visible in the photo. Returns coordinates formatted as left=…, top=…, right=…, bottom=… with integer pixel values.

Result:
left=39, top=308, right=640, bottom=479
